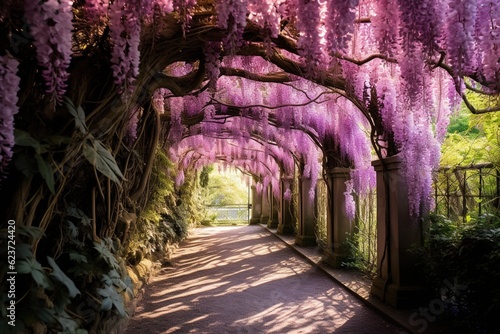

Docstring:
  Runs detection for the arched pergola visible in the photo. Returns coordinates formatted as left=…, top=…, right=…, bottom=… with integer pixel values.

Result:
left=1, top=1, right=499, bottom=331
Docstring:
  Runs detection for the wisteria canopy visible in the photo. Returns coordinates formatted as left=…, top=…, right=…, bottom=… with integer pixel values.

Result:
left=1, top=0, right=499, bottom=218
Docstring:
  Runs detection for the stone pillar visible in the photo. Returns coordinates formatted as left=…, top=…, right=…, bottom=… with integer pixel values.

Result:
left=295, top=177, right=317, bottom=246
left=277, top=177, right=295, bottom=235
left=322, top=168, right=353, bottom=267
left=249, top=185, right=262, bottom=225
left=260, top=186, right=271, bottom=225
left=267, top=186, right=279, bottom=228
left=370, top=155, right=429, bottom=308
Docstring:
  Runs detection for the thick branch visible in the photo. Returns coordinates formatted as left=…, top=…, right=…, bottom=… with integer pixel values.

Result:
left=219, top=67, right=295, bottom=83
left=437, top=61, right=500, bottom=114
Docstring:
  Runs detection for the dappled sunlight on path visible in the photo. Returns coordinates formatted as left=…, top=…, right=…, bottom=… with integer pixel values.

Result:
left=124, top=225, right=403, bottom=334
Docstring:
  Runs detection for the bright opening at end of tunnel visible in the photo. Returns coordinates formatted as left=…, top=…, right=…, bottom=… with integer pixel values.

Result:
left=201, top=164, right=252, bottom=226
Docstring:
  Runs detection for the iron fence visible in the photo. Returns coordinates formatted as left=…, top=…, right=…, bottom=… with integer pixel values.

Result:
left=206, top=204, right=251, bottom=222
left=433, top=163, right=500, bottom=223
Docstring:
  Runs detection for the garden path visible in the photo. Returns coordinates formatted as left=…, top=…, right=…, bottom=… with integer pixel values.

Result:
left=124, top=225, right=404, bottom=334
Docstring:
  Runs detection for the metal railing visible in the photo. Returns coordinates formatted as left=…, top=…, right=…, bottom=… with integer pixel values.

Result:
left=433, top=163, right=500, bottom=223
left=206, top=204, right=251, bottom=222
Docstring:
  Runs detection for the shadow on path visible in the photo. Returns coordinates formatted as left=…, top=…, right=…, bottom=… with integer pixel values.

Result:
left=124, top=225, right=403, bottom=334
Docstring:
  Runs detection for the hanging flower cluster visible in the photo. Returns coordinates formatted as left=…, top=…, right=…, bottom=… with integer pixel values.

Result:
left=216, top=0, right=248, bottom=53
left=109, top=0, right=142, bottom=95
left=0, top=55, right=20, bottom=178
left=83, top=0, right=109, bottom=22
left=24, top=0, right=73, bottom=102
left=295, top=0, right=325, bottom=76
left=476, top=0, right=500, bottom=85
left=371, top=0, right=399, bottom=57
left=397, top=0, right=444, bottom=57
left=445, top=0, right=478, bottom=75
left=325, top=0, right=359, bottom=54
left=203, top=42, right=222, bottom=91
left=125, top=105, right=140, bottom=146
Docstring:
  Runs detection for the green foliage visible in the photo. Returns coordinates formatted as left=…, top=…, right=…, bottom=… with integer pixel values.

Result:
left=65, top=98, right=125, bottom=185
left=204, top=167, right=249, bottom=206
left=64, top=97, right=87, bottom=134
left=447, top=112, right=480, bottom=136
left=128, top=149, right=200, bottom=260
left=416, top=213, right=500, bottom=332
left=97, top=270, right=132, bottom=317
left=14, top=129, right=63, bottom=194
left=83, top=139, right=124, bottom=185
left=199, top=165, right=213, bottom=188
left=0, top=205, right=134, bottom=333
left=441, top=95, right=500, bottom=168
left=469, top=111, right=500, bottom=167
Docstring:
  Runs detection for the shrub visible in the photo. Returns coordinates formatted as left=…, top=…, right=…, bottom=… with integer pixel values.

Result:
left=417, top=213, right=500, bottom=333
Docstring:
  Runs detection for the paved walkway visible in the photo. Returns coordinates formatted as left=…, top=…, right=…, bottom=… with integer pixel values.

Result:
left=124, top=225, right=404, bottom=334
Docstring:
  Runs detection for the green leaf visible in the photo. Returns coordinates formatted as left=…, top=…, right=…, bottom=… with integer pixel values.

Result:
left=97, top=286, right=127, bottom=317
left=17, top=258, right=50, bottom=289
left=16, top=226, right=44, bottom=239
left=14, top=153, right=37, bottom=177
left=69, top=252, right=87, bottom=264
left=66, top=205, right=91, bottom=226
left=63, top=97, right=87, bottom=134
left=55, top=311, right=80, bottom=332
left=93, top=240, right=119, bottom=269
left=83, top=139, right=124, bottom=185
left=67, top=221, right=79, bottom=239
left=15, top=243, right=33, bottom=260
left=35, top=154, right=55, bottom=194
left=14, top=129, right=49, bottom=154
left=100, top=297, right=113, bottom=311
left=46, top=135, right=71, bottom=146
left=14, top=129, right=41, bottom=149
left=76, top=329, right=89, bottom=334
left=47, top=256, right=81, bottom=298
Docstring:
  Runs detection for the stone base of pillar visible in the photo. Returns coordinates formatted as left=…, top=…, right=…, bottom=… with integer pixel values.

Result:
left=277, top=223, right=294, bottom=235
left=267, top=219, right=278, bottom=229
left=249, top=217, right=261, bottom=225
left=321, top=248, right=348, bottom=268
left=295, top=235, right=316, bottom=246
left=371, top=277, right=431, bottom=308
left=260, top=215, right=270, bottom=225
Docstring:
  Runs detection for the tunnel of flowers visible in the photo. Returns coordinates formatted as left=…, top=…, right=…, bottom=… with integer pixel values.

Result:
left=0, top=0, right=499, bottom=333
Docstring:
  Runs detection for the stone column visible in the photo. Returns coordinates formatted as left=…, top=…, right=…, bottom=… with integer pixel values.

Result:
left=295, top=177, right=317, bottom=246
left=370, top=155, right=429, bottom=308
left=260, top=186, right=271, bottom=225
left=267, top=186, right=279, bottom=228
left=249, top=185, right=262, bottom=225
left=277, top=177, right=295, bottom=235
left=322, top=168, right=354, bottom=267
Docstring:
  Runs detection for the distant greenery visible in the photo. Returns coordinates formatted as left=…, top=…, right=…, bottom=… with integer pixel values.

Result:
left=199, top=165, right=250, bottom=226
left=203, top=165, right=249, bottom=206
left=441, top=94, right=500, bottom=167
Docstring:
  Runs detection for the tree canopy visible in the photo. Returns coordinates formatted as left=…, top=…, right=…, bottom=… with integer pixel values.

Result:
left=1, top=0, right=499, bottom=219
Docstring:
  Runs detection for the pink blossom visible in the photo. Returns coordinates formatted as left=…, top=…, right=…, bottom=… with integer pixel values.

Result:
left=109, top=0, right=142, bottom=96
left=24, top=0, right=73, bottom=102
left=0, top=55, right=20, bottom=178
left=344, top=180, right=356, bottom=221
